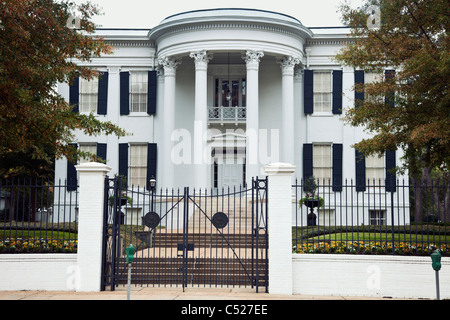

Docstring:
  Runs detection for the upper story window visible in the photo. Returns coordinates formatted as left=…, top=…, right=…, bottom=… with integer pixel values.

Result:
left=313, top=71, right=332, bottom=113
left=215, top=78, right=246, bottom=108
left=79, top=77, right=98, bottom=113
left=364, top=72, right=383, bottom=103
left=130, top=72, right=148, bottom=113
left=210, top=78, right=246, bottom=123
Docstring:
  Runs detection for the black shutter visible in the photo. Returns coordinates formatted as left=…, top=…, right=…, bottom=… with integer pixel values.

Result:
left=146, top=143, right=157, bottom=190
left=355, top=149, right=366, bottom=192
left=96, top=143, right=107, bottom=163
left=304, top=70, right=313, bottom=114
left=69, top=75, right=79, bottom=113
left=147, top=71, right=157, bottom=115
left=67, top=144, right=78, bottom=191
left=332, top=144, right=343, bottom=191
left=118, top=143, right=128, bottom=180
left=354, top=70, right=364, bottom=109
left=303, top=143, right=313, bottom=182
left=97, top=72, right=108, bottom=115
left=385, top=70, right=395, bottom=108
left=385, top=150, right=396, bottom=192
left=332, top=70, right=343, bottom=114
left=120, top=72, right=130, bottom=115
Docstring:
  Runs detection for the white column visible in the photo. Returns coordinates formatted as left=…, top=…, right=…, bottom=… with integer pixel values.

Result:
left=190, top=50, right=212, bottom=189
left=279, top=56, right=300, bottom=165
left=76, top=162, right=111, bottom=292
left=159, top=56, right=180, bottom=189
left=243, top=50, right=264, bottom=187
left=264, top=162, right=296, bottom=295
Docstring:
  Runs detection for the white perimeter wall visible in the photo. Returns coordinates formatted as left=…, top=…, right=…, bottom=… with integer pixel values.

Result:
left=293, top=254, right=450, bottom=299
left=0, top=254, right=77, bottom=291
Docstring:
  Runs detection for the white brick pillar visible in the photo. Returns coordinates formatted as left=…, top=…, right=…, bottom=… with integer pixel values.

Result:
left=76, top=162, right=111, bottom=292
left=264, top=162, right=296, bottom=295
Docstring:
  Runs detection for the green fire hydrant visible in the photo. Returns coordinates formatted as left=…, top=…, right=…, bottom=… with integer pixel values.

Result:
left=126, top=244, right=135, bottom=300
left=431, top=250, right=442, bottom=300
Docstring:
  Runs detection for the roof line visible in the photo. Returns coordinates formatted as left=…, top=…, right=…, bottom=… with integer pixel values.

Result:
left=163, top=8, right=302, bottom=24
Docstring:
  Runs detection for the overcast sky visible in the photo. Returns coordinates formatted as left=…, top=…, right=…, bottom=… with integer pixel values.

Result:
left=72, top=0, right=364, bottom=29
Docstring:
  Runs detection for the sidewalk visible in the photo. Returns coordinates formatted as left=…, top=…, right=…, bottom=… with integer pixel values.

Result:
left=0, top=286, right=415, bottom=300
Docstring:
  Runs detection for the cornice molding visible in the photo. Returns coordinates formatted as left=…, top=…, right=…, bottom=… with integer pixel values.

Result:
left=107, top=40, right=155, bottom=48
left=306, top=39, right=353, bottom=46
left=151, top=21, right=311, bottom=42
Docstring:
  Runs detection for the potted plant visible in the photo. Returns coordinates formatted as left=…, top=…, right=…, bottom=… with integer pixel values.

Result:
left=298, top=176, right=324, bottom=226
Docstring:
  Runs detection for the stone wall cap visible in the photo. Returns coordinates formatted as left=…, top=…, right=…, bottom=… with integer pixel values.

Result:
left=75, top=162, right=112, bottom=173
left=264, top=162, right=296, bottom=175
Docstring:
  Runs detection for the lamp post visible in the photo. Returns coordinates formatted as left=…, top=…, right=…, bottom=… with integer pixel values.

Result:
left=149, top=176, right=156, bottom=212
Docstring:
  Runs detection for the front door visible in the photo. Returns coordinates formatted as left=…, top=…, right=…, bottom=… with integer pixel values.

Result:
left=220, top=163, right=244, bottom=189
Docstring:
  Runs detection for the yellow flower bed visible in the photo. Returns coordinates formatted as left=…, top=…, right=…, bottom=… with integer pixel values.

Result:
left=293, top=241, right=449, bottom=256
left=0, top=238, right=77, bottom=253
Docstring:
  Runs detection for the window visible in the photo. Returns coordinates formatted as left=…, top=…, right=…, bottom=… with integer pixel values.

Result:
left=79, top=77, right=98, bottom=113
left=129, top=144, right=147, bottom=187
left=364, top=72, right=383, bottom=103
left=313, top=72, right=332, bottom=112
left=370, top=210, right=386, bottom=225
left=317, top=209, right=335, bottom=226
left=78, top=144, right=97, bottom=164
left=313, top=144, right=332, bottom=183
left=214, top=78, right=246, bottom=108
left=130, top=72, right=148, bottom=113
left=366, top=153, right=385, bottom=187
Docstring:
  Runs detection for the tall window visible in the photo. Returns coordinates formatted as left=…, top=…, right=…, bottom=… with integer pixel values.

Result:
left=313, top=144, right=332, bottom=183
left=365, top=72, right=383, bottom=103
left=313, top=72, right=332, bottom=112
left=366, top=153, right=385, bottom=186
left=130, top=72, right=148, bottom=113
left=78, top=144, right=97, bottom=164
left=129, top=144, right=147, bottom=187
left=215, top=78, right=246, bottom=107
left=79, top=77, right=98, bottom=113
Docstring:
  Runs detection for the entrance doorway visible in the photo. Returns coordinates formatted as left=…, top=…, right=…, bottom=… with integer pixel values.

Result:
left=212, top=147, right=246, bottom=189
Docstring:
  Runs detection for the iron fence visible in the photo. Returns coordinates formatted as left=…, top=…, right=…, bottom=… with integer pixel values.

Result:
left=101, top=176, right=268, bottom=291
left=292, top=178, right=449, bottom=256
left=0, top=178, right=78, bottom=253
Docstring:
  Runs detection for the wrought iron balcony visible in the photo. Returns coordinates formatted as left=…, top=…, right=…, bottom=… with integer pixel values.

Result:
left=208, top=106, right=246, bottom=123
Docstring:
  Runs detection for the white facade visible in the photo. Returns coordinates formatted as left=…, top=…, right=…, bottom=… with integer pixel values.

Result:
left=55, top=8, right=407, bottom=192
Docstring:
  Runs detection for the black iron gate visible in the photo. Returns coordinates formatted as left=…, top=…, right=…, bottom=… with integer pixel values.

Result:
left=101, top=177, right=268, bottom=292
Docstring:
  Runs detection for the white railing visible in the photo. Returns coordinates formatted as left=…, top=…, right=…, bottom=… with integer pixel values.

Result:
left=208, top=106, right=246, bottom=123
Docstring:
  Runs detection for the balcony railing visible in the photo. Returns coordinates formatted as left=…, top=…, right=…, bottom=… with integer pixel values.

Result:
left=208, top=106, right=246, bottom=123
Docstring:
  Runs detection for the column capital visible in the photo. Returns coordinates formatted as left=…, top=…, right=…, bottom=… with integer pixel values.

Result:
left=242, top=50, right=264, bottom=70
left=158, top=56, right=181, bottom=76
left=190, top=50, right=213, bottom=70
left=278, top=56, right=301, bottom=76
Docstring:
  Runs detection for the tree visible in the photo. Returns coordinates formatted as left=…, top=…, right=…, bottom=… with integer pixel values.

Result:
left=335, top=0, right=449, bottom=222
left=0, top=0, right=126, bottom=179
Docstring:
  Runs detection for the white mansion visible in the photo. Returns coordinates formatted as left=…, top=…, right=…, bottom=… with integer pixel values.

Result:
left=55, top=8, right=406, bottom=192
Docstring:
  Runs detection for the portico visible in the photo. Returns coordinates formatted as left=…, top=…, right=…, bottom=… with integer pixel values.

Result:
left=150, top=9, right=311, bottom=189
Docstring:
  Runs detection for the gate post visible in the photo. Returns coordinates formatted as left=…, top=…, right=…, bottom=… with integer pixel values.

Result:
left=76, top=162, right=111, bottom=292
left=264, top=162, right=296, bottom=295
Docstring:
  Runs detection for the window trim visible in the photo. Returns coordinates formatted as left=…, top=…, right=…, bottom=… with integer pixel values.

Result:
left=313, top=70, right=333, bottom=114
left=129, top=71, right=149, bottom=113
left=78, top=77, right=99, bottom=114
